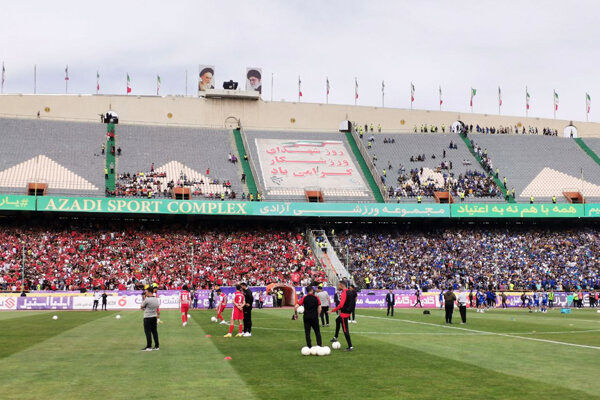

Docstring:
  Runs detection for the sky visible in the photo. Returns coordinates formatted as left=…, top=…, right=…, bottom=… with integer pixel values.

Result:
left=1, top=1, right=598, bottom=122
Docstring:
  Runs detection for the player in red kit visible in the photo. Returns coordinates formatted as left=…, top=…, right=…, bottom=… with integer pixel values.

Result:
left=224, top=285, right=245, bottom=337
left=180, top=284, right=191, bottom=327
left=216, top=288, right=228, bottom=325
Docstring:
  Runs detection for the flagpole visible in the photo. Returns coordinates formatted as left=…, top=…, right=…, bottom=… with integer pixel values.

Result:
left=554, top=90, right=556, bottom=120
left=34, top=65, right=37, bottom=94
left=270, top=73, right=273, bottom=102
left=298, top=76, right=300, bottom=103
left=382, top=81, right=384, bottom=108
left=185, top=70, right=188, bottom=96
left=410, top=82, right=412, bottom=110
left=525, top=86, right=528, bottom=119
left=1, top=62, right=4, bottom=94
left=65, top=66, right=68, bottom=94
left=354, top=77, right=357, bottom=106
left=439, top=86, right=441, bottom=111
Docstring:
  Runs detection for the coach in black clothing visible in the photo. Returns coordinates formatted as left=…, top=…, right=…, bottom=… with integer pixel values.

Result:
left=296, top=286, right=322, bottom=348
left=386, top=289, right=395, bottom=316
left=443, top=288, right=457, bottom=324
left=241, top=283, right=253, bottom=336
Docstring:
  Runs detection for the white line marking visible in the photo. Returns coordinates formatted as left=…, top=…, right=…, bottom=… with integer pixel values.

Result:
left=360, top=314, right=600, bottom=350
left=252, top=325, right=600, bottom=336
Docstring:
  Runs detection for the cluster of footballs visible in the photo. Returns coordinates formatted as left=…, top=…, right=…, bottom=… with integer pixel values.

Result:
left=301, top=345, right=333, bottom=356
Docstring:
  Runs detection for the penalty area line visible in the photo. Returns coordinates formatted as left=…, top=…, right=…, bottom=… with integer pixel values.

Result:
left=359, top=314, right=600, bottom=350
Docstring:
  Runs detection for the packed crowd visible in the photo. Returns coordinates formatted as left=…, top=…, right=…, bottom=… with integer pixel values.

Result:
left=339, top=227, right=600, bottom=291
left=0, top=223, right=321, bottom=291
left=114, top=170, right=237, bottom=200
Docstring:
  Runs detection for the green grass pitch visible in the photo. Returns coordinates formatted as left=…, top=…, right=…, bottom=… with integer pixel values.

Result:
left=1, top=307, right=599, bottom=399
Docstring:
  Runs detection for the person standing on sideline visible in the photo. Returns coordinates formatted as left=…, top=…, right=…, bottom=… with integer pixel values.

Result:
left=224, top=285, right=245, bottom=338
left=192, top=288, right=198, bottom=309
left=179, top=284, right=191, bottom=327
left=386, top=289, right=395, bottom=316
left=296, top=286, right=322, bottom=348
left=329, top=281, right=354, bottom=351
left=548, top=290, right=555, bottom=308
left=92, top=291, right=100, bottom=311
left=333, top=289, right=340, bottom=315
left=241, top=283, right=253, bottom=337
left=316, top=285, right=330, bottom=327
left=413, top=288, right=423, bottom=308
left=443, top=287, right=456, bottom=324
left=501, top=292, right=508, bottom=309
left=457, top=290, right=467, bottom=324
left=468, top=289, right=474, bottom=308
left=101, top=291, right=108, bottom=311
left=439, top=291, right=444, bottom=309
left=258, top=291, right=264, bottom=309
left=208, top=288, right=215, bottom=310
left=140, top=287, right=160, bottom=351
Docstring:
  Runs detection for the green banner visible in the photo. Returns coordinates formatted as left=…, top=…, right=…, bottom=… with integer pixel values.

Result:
left=451, top=203, right=584, bottom=218
left=255, top=203, right=450, bottom=218
left=36, top=196, right=450, bottom=218
left=0, top=195, right=36, bottom=211
left=585, top=204, right=600, bottom=217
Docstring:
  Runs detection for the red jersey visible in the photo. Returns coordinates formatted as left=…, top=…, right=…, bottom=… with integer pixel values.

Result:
left=180, top=290, right=190, bottom=305
left=218, top=292, right=227, bottom=307
left=233, top=291, right=244, bottom=309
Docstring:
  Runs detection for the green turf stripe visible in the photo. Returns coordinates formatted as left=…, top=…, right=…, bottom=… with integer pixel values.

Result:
left=0, top=311, right=112, bottom=359
left=344, top=131, right=385, bottom=202
left=459, top=133, right=515, bottom=203
left=233, top=128, right=258, bottom=195
left=575, top=137, right=600, bottom=167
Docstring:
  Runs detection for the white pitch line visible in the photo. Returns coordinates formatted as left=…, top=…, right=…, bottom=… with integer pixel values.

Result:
left=359, top=314, right=600, bottom=350
left=251, top=325, right=600, bottom=336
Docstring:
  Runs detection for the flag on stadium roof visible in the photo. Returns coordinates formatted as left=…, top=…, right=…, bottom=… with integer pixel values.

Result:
left=526, top=87, right=530, bottom=110
left=470, top=87, right=477, bottom=107
left=96, top=71, right=100, bottom=93
left=64, top=65, right=69, bottom=81
left=298, top=76, right=302, bottom=100
left=554, top=90, right=559, bottom=111
left=157, top=75, right=161, bottom=96
left=498, top=86, right=502, bottom=107
left=354, top=77, right=358, bottom=104
left=127, top=74, right=131, bottom=94
left=410, top=82, right=415, bottom=103
left=439, top=85, right=443, bottom=107
left=586, top=93, right=591, bottom=114
left=1, top=62, right=5, bottom=94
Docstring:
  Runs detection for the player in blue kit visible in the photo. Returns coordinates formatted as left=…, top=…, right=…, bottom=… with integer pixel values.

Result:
left=541, top=291, right=548, bottom=313
left=533, top=291, right=540, bottom=312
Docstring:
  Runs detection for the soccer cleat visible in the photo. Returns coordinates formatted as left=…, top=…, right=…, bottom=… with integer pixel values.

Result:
left=235, top=333, right=243, bottom=337
left=223, top=333, right=232, bottom=338
left=220, top=320, right=229, bottom=325
left=183, top=322, right=187, bottom=327
left=152, top=347, right=160, bottom=351
left=326, top=324, right=330, bottom=327
left=330, top=337, right=338, bottom=343
left=243, top=332, right=252, bottom=337
left=141, top=347, right=152, bottom=351
left=344, top=347, right=354, bottom=352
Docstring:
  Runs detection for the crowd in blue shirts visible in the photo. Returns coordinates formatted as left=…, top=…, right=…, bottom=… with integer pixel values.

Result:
left=340, top=227, right=600, bottom=291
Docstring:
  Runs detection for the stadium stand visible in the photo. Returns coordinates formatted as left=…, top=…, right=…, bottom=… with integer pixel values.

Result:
left=0, top=118, right=245, bottom=199
left=472, top=135, right=600, bottom=202
left=0, top=221, right=322, bottom=291
left=337, top=226, right=600, bottom=292
left=359, top=132, right=502, bottom=202
left=244, top=129, right=374, bottom=202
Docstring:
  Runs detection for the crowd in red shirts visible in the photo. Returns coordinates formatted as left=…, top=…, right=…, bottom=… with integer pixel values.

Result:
left=0, top=221, right=321, bottom=292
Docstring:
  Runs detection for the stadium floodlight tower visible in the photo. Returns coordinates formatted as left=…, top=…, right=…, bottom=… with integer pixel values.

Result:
left=101, top=111, right=119, bottom=196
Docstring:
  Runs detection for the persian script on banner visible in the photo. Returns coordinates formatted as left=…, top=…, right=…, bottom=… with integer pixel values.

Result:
left=255, top=138, right=368, bottom=196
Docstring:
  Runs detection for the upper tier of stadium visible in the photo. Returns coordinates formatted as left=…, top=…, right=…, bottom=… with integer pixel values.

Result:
left=0, top=94, right=599, bottom=203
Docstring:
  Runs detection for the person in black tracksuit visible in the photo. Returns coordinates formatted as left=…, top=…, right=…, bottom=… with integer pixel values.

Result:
left=349, top=285, right=357, bottom=322
left=330, top=281, right=355, bottom=351
left=296, top=286, right=322, bottom=348
left=386, top=289, right=395, bottom=316
left=241, top=283, right=253, bottom=335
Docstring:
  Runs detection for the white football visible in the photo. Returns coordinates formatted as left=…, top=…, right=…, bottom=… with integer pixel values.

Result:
left=597, top=310, right=600, bottom=314
left=211, top=316, right=217, bottom=322
left=301, top=346, right=311, bottom=356
left=323, top=346, right=331, bottom=355
left=309, top=346, right=318, bottom=355
left=116, top=315, right=121, bottom=319
left=297, top=306, right=305, bottom=314
left=187, top=314, right=191, bottom=318
left=331, top=341, right=341, bottom=350
left=317, top=346, right=327, bottom=356
left=52, top=315, right=58, bottom=320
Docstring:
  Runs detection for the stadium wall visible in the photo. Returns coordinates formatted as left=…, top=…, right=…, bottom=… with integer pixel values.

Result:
left=0, top=94, right=598, bottom=137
